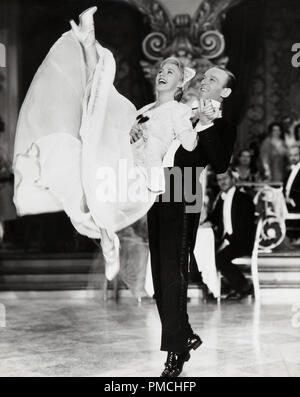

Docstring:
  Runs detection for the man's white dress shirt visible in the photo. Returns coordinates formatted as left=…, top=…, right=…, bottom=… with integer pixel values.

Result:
left=222, top=186, right=236, bottom=236
left=285, top=161, right=300, bottom=202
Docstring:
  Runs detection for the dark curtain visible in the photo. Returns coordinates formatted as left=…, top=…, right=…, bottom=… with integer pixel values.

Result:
left=18, top=0, right=153, bottom=108
left=222, top=0, right=265, bottom=124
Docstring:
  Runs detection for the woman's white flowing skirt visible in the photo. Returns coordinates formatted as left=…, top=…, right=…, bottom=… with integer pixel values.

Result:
left=13, top=31, right=159, bottom=238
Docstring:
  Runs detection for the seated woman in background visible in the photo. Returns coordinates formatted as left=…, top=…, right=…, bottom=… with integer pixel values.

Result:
left=233, top=149, right=258, bottom=183
left=260, top=122, right=287, bottom=182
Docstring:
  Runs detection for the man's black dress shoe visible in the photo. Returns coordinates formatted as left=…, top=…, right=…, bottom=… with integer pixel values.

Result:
left=160, top=351, right=190, bottom=377
left=225, top=290, right=244, bottom=300
left=206, top=292, right=217, bottom=302
left=225, top=284, right=254, bottom=300
left=187, top=333, right=202, bottom=351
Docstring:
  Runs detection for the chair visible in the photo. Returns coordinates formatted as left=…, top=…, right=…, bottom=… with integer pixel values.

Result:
left=285, top=213, right=300, bottom=221
left=217, top=218, right=263, bottom=302
left=285, top=212, right=300, bottom=240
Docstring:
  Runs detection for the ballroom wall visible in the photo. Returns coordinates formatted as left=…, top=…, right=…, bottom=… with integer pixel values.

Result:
left=230, top=0, right=300, bottom=149
left=1, top=0, right=300, bottom=162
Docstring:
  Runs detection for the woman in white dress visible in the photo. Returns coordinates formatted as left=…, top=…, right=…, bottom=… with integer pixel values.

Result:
left=13, top=6, right=197, bottom=279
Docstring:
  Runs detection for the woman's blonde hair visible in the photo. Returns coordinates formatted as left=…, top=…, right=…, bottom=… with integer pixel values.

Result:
left=159, top=57, right=185, bottom=102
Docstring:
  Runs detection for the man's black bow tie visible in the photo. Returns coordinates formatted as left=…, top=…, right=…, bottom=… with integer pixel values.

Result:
left=136, top=114, right=149, bottom=124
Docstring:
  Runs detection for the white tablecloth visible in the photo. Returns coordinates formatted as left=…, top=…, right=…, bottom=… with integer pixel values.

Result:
left=193, top=227, right=220, bottom=298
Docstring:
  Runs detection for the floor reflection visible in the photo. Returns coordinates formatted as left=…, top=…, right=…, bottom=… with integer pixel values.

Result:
left=0, top=298, right=299, bottom=377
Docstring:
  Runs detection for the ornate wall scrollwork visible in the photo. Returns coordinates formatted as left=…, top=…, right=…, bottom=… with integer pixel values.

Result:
left=142, top=32, right=168, bottom=61
left=128, top=0, right=242, bottom=98
left=199, top=30, right=225, bottom=59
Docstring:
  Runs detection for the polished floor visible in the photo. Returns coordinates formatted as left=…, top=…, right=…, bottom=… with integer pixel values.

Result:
left=0, top=297, right=300, bottom=377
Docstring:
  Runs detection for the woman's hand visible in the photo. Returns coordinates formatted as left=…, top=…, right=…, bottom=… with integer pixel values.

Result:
left=263, top=166, right=271, bottom=181
left=286, top=197, right=296, bottom=207
left=130, top=126, right=143, bottom=144
left=196, top=99, right=219, bottom=126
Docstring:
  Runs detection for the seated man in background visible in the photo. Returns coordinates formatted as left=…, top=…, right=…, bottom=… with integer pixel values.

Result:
left=284, top=145, right=300, bottom=242
left=206, top=169, right=256, bottom=300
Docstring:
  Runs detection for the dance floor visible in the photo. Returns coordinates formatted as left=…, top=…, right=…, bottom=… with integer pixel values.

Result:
left=0, top=297, right=300, bottom=377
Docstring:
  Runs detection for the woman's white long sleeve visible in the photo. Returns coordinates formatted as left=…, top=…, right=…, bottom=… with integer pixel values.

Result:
left=172, top=104, right=198, bottom=151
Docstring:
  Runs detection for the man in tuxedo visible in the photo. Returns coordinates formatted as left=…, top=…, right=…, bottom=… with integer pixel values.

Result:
left=284, top=145, right=300, bottom=240
left=145, top=66, right=238, bottom=376
left=207, top=169, right=255, bottom=299
left=284, top=145, right=300, bottom=213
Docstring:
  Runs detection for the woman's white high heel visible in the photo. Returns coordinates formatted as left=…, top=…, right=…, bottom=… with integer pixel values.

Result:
left=79, top=6, right=97, bottom=29
left=70, top=6, right=97, bottom=48
left=101, top=231, right=120, bottom=281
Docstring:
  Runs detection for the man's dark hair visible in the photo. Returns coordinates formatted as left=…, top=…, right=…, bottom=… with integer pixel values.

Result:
left=217, top=167, right=236, bottom=180
left=214, top=66, right=236, bottom=93
left=288, top=144, right=300, bottom=154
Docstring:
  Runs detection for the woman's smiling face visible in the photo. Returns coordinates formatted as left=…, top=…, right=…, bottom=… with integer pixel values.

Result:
left=155, top=62, right=183, bottom=93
